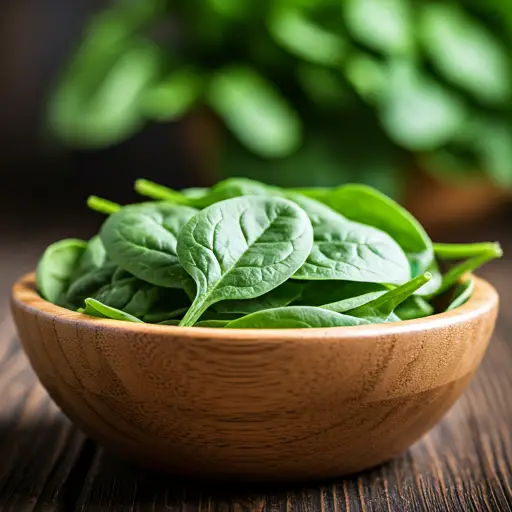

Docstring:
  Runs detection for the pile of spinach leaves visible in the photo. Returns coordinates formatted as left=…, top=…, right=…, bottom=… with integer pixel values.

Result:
left=36, top=178, right=502, bottom=329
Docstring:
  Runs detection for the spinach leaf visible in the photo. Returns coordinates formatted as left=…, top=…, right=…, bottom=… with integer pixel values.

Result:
left=87, top=196, right=122, bottom=215
left=446, top=278, right=475, bottom=311
left=66, top=261, right=118, bottom=310
left=79, top=298, right=143, bottom=323
left=347, top=273, right=432, bottom=323
left=226, top=306, right=371, bottom=329
left=100, top=202, right=198, bottom=288
left=295, top=280, right=390, bottom=307
left=395, top=295, right=435, bottom=320
left=111, top=267, right=132, bottom=282
left=71, top=236, right=107, bottom=281
left=434, top=242, right=501, bottom=260
left=194, top=320, right=230, bottom=328
left=321, top=291, right=389, bottom=314
left=36, top=239, right=87, bottom=305
left=157, top=319, right=180, bottom=325
left=289, top=194, right=411, bottom=284
left=177, top=195, right=313, bottom=326
left=143, top=307, right=189, bottom=323
left=326, top=184, right=434, bottom=277
left=213, top=281, right=304, bottom=314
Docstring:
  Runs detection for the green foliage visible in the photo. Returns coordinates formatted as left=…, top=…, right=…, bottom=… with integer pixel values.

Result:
left=35, top=178, right=501, bottom=328
left=46, top=0, right=512, bottom=191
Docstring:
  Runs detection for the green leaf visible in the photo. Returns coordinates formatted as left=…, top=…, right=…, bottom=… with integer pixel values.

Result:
left=49, top=39, right=160, bottom=148
left=395, top=295, right=434, bottom=320
left=420, top=4, right=511, bottom=105
left=194, top=320, right=230, bottom=328
left=343, top=0, right=413, bottom=55
left=36, top=239, right=87, bottom=305
left=213, top=281, right=304, bottom=314
left=177, top=196, right=313, bottom=326
left=100, top=202, right=198, bottom=288
left=226, top=306, right=371, bottom=329
left=325, top=184, right=434, bottom=277
left=268, top=8, right=346, bottom=66
left=347, top=273, right=432, bottom=323
left=321, top=291, right=388, bottom=314
left=434, top=242, right=502, bottom=260
left=288, top=194, right=411, bottom=284
left=207, top=66, right=302, bottom=158
left=296, top=280, right=389, bottom=307
left=66, top=261, right=118, bottom=310
left=72, top=236, right=108, bottom=280
left=142, top=69, right=203, bottom=121
left=446, top=278, right=475, bottom=311
left=379, top=60, right=466, bottom=150
left=79, top=298, right=143, bottom=322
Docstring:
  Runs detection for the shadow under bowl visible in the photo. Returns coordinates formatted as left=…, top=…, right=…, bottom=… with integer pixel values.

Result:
left=11, top=272, right=498, bottom=481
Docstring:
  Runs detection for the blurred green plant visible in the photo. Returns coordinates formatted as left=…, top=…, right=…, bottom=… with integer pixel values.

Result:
left=48, top=0, right=512, bottom=196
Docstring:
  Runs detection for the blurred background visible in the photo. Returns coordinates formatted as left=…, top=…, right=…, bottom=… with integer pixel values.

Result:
left=1, top=0, right=512, bottom=297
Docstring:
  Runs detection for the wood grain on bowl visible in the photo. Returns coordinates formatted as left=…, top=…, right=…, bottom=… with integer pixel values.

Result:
left=11, top=272, right=498, bottom=480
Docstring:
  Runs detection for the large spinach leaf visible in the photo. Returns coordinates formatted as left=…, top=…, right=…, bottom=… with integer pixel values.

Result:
left=36, top=239, right=87, bottom=305
left=100, top=202, right=198, bottom=287
left=289, top=194, right=410, bottom=284
left=326, top=184, right=434, bottom=277
left=177, top=195, right=313, bottom=326
left=395, top=295, right=435, bottom=320
left=226, top=306, right=371, bottom=329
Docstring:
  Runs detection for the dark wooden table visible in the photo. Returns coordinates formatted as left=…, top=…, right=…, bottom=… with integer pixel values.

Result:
left=1, top=221, right=512, bottom=511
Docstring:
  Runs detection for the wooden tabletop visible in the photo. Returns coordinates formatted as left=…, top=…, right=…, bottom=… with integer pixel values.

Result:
left=1, top=222, right=512, bottom=511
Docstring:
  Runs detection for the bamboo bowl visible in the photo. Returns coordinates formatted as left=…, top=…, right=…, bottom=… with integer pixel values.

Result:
left=11, top=272, right=498, bottom=480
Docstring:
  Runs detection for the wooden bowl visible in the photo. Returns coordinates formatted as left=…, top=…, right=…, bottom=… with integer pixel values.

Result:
left=11, top=272, right=498, bottom=481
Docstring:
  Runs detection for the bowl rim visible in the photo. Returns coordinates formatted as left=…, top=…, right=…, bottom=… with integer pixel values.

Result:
left=12, top=272, right=498, bottom=341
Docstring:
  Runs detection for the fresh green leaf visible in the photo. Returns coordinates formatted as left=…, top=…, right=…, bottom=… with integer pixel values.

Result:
left=379, top=60, right=466, bottom=150
left=347, top=272, right=432, bottom=323
left=296, top=280, right=389, bottom=307
left=207, top=66, right=302, bottom=158
left=72, top=236, right=108, bottom=281
left=36, top=239, right=87, bottom=305
left=268, top=8, right=346, bottom=66
left=213, top=281, right=304, bottom=314
left=446, top=278, right=475, bottom=311
left=344, top=0, right=413, bottom=55
left=142, top=69, right=203, bottom=121
left=79, top=298, right=143, bottom=322
left=100, top=202, right=198, bottom=287
left=66, top=261, right=118, bottom=309
left=177, top=195, right=313, bottom=326
left=325, top=184, right=434, bottom=277
left=289, top=194, right=411, bottom=284
left=226, top=306, right=371, bottom=329
left=420, top=3, right=511, bottom=105
left=194, top=319, right=230, bottom=328
left=395, top=295, right=434, bottom=320
left=321, top=291, right=388, bottom=314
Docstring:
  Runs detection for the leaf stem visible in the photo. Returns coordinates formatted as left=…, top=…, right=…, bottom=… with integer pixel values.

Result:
left=87, top=196, right=121, bottom=215
left=135, top=179, right=188, bottom=203
left=434, top=247, right=502, bottom=296
left=434, top=242, right=501, bottom=260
